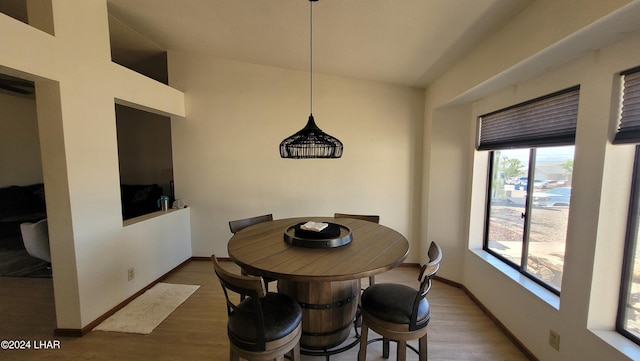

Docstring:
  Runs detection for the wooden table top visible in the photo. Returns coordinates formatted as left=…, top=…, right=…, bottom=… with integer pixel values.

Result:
left=227, top=217, right=409, bottom=282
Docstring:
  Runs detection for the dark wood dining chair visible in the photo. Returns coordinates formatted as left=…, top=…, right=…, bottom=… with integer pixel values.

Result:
left=228, top=214, right=277, bottom=292
left=334, top=213, right=380, bottom=224
left=334, top=213, right=380, bottom=286
left=212, top=255, right=302, bottom=361
left=229, top=214, right=273, bottom=234
left=358, top=242, right=442, bottom=361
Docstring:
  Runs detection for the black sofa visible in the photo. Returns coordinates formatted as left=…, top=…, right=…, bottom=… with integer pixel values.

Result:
left=120, top=184, right=164, bottom=220
left=0, top=183, right=47, bottom=247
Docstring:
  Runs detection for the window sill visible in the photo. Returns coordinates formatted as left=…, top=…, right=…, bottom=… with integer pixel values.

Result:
left=123, top=208, right=183, bottom=227
left=470, top=248, right=560, bottom=309
left=590, top=329, right=640, bottom=360
left=472, top=250, right=640, bottom=358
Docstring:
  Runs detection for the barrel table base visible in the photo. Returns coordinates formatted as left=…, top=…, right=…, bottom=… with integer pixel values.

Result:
left=278, top=279, right=360, bottom=350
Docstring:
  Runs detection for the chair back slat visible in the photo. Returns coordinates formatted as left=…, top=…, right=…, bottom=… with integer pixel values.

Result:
left=410, top=242, right=442, bottom=331
left=212, top=255, right=268, bottom=350
left=418, top=242, right=442, bottom=282
left=334, top=213, right=380, bottom=224
left=211, top=255, right=267, bottom=351
left=229, top=214, right=273, bottom=234
left=212, top=256, right=302, bottom=359
left=334, top=213, right=380, bottom=285
left=212, top=255, right=266, bottom=298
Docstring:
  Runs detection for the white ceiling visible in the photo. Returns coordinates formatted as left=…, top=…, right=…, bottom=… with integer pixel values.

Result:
left=106, top=0, right=534, bottom=88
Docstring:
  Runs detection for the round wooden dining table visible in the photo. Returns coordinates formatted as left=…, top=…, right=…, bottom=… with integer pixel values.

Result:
left=227, top=216, right=409, bottom=353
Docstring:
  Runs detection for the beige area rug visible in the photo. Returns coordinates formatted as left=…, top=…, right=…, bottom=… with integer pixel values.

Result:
left=94, top=282, right=200, bottom=335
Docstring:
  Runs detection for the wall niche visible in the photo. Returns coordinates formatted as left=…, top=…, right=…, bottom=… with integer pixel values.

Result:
left=115, top=104, right=173, bottom=221
left=0, top=0, right=54, bottom=35
left=108, top=12, right=168, bottom=85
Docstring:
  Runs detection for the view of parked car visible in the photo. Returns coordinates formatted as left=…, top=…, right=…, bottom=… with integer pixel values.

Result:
left=532, top=187, right=571, bottom=206
left=533, top=179, right=549, bottom=189
left=514, top=177, right=553, bottom=190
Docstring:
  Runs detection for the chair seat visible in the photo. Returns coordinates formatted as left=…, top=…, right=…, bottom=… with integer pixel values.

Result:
left=361, top=283, right=430, bottom=327
left=228, top=293, right=302, bottom=348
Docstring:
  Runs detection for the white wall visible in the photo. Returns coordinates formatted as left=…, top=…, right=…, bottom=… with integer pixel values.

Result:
left=0, top=92, right=42, bottom=187
left=423, top=104, right=473, bottom=281
left=425, top=0, right=640, bottom=360
left=169, top=53, right=425, bottom=260
left=0, top=1, right=189, bottom=330
left=6, top=3, right=640, bottom=359
left=1, top=0, right=423, bottom=331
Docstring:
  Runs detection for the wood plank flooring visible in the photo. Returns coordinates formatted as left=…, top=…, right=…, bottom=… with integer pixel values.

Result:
left=0, top=235, right=52, bottom=278
left=0, top=260, right=529, bottom=360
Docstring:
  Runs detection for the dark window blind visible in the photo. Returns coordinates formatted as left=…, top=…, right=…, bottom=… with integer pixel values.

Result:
left=614, top=67, right=640, bottom=144
left=478, top=86, right=580, bottom=150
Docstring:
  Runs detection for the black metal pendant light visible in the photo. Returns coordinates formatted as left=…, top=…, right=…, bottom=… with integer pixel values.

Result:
left=279, top=0, right=343, bottom=159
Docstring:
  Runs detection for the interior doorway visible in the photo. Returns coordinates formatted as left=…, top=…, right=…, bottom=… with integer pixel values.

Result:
left=0, top=74, right=51, bottom=277
left=0, top=71, right=57, bottom=337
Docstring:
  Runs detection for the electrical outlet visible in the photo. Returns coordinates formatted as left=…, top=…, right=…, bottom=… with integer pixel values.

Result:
left=127, top=267, right=135, bottom=281
left=549, top=329, right=560, bottom=351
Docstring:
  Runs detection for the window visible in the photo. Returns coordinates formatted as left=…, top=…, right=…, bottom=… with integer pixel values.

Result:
left=618, top=146, right=640, bottom=345
left=617, top=67, right=640, bottom=345
left=485, top=147, right=574, bottom=293
left=480, top=87, right=580, bottom=294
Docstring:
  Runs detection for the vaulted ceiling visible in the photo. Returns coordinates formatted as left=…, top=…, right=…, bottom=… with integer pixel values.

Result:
left=106, top=0, right=534, bottom=88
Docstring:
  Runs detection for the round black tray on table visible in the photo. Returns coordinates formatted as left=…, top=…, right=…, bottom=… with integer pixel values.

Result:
left=283, top=222, right=352, bottom=248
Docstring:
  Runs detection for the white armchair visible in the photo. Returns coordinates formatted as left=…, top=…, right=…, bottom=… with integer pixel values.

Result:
left=20, top=218, right=51, bottom=263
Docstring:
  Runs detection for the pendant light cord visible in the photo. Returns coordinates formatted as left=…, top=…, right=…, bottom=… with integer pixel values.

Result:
left=279, top=0, right=343, bottom=159
left=309, top=0, right=313, bottom=115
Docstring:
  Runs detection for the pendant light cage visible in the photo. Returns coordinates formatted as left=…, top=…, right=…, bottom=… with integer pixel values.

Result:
left=279, top=115, right=343, bottom=158
left=279, top=0, right=343, bottom=159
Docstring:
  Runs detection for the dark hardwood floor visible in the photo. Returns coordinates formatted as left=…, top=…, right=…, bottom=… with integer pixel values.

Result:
left=0, top=260, right=530, bottom=360
left=0, top=234, right=51, bottom=278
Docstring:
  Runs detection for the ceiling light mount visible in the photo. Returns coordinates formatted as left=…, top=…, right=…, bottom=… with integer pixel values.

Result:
left=279, top=0, right=343, bottom=159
